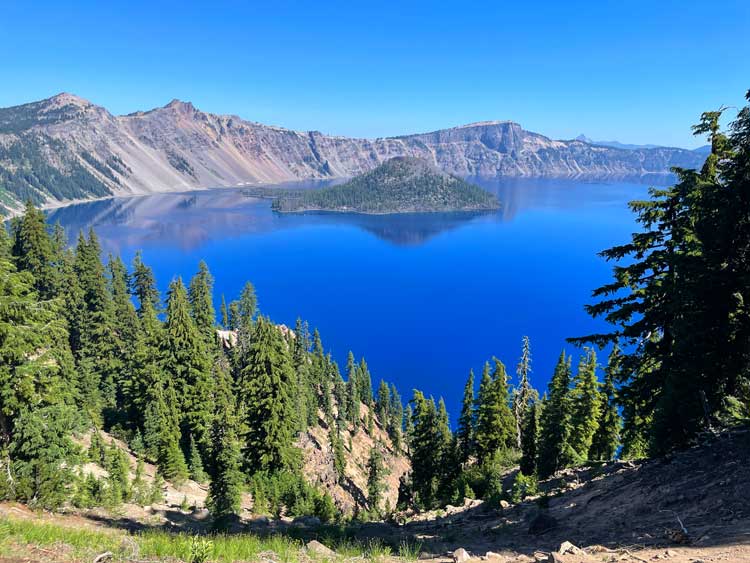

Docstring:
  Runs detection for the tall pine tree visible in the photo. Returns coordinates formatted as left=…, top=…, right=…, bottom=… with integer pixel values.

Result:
left=237, top=316, right=298, bottom=474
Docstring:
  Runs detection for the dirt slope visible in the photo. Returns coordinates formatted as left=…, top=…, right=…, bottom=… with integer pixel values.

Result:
left=380, top=427, right=750, bottom=561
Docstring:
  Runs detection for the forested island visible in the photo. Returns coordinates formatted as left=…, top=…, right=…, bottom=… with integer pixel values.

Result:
left=246, top=157, right=500, bottom=214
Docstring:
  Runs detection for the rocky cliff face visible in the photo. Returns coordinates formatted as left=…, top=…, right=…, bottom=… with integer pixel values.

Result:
left=299, top=401, right=409, bottom=515
left=0, top=93, right=706, bottom=213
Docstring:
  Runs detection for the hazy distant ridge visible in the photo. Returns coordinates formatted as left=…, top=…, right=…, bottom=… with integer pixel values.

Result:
left=0, top=93, right=706, bottom=212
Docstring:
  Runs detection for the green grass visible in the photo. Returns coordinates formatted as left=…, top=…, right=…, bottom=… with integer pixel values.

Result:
left=397, top=539, right=423, bottom=561
left=137, top=530, right=304, bottom=563
left=0, top=515, right=416, bottom=562
left=0, top=517, right=122, bottom=558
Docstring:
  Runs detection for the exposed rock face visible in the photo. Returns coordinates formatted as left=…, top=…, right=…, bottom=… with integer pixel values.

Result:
left=0, top=93, right=706, bottom=213
left=298, top=401, right=409, bottom=515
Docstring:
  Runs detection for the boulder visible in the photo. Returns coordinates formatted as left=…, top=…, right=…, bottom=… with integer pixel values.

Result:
left=191, top=508, right=210, bottom=521
left=306, top=540, right=336, bottom=558
left=453, top=548, right=471, bottom=563
left=558, top=542, right=580, bottom=555
left=499, top=500, right=511, bottom=509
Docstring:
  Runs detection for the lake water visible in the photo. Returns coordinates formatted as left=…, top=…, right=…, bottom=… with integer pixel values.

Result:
left=47, top=178, right=650, bottom=422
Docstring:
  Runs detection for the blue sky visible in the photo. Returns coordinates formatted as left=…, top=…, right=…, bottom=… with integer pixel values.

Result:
left=1, top=0, right=748, bottom=148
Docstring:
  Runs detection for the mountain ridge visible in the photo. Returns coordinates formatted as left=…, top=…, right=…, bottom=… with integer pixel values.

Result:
left=0, top=93, right=707, bottom=214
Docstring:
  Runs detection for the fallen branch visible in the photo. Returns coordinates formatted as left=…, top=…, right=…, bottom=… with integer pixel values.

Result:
left=93, top=551, right=113, bottom=563
left=620, top=549, right=649, bottom=563
left=660, top=509, right=689, bottom=535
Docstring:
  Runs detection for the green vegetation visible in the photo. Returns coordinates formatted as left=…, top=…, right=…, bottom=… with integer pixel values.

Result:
left=570, top=91, right=750, bottom=456
left=404, top=88, right=750, bottom=500
left=250, top=157, right=499, bottom=214
left=1, top=92, right=749, bottom=545
left=166, top=149, right=197, bottom=178
left=0, top=134, right=112, bottom=205
left=0, top=201, right=412, bottom=521
left=0, top=516, right=314, bottom=563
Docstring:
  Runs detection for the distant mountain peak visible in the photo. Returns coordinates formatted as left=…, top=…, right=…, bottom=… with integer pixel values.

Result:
left=575, top=134, right=593, bottom=143
left=45, top=92, right=92, bottom=108
left=0, top=93, right=707, bottom=215
left=164, top=99, right=196, bottom=113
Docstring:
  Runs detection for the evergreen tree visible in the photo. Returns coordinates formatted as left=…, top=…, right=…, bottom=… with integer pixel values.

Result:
left=129, top=289, right=165, bottom=429
left=228, top=301, right=240, bottom=331
left=590, top=346, right=622, bottom=461
left=233, top=281, right=258, bottom=352
left=0, top=222, right=10, bottom=261
left=456, top=369, right=475, bottom=464
left=366, top=445, right=389, bottom=514
left=569, top=348, right=602, bottom=462
left=570, top=98, right=750, bottom=453
left=513, top=336, right=533, bottom=449
left=519, top=399, right=540, bottom=476
left=387, top=383, right=404, bottom=450
left=291, top=318, right=316, bottom=431
left=403, top=404, right=414, bottom=448
left=359, top=358, right=373, bottom=405
left=409, top=391, right=439, bottom=508
left=537, top=352, right=575, bottom=478
left=334, top=370, right=348, bottom=423
left=188, top=261, right=217, bottom=347
left=163, top=277, right=214, bottom=451
left=11, top=201, right=59, bottom=299
left=435, top=397, right=456, bottom=501
left=131, top=251, right=160, bottom=314
left=132, top=457, right=149, bottom=505
left=150, top=380, right=188, bottom=483
left=74, top=229, right=116, bottom=420
left=106, top=254, right=139, bottom=423
left=237, top=316, right=298, bottom=473
left=9, top=405, right=80, bottom=509
left=376, top=379, right=390, bottom=426
left=329, top=422, right=346, bottom=483
left=346, top=352, right=360, bottom=425
left=220, top=294, right=229, bottom=328
left=207, top=403, right=243, bottom=526
left=188, top=434, right=208, bottom=483
left=0, top=247, right=76, bottom=448
left=474, top=359, right=515, bottom=464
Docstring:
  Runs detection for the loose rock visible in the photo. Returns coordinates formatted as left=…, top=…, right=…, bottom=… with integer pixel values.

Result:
left=306, top=540, right=336, bottom=558
left=558, top=541, right=580, bottom=555
left=453, top=547, right=471, bottom=563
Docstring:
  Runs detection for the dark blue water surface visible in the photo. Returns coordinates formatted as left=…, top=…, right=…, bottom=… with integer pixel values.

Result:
left=47, top=178, right=649, bottom=423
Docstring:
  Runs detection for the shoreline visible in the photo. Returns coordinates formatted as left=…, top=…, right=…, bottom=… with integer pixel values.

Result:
left=275, top=204, right=502, bottom=216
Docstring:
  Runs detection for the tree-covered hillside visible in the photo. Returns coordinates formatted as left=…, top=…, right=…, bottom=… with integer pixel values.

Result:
left=270, top=157, right=500, bottom=214
left=0, top=207, right=406, bottom=522
left=1, top=92, right=749, bottom=527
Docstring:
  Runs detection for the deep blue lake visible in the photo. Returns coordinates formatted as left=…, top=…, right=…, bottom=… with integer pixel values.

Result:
left=47, top=178, right=650, bottom=423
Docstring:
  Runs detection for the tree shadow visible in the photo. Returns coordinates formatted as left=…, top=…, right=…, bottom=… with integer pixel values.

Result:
left=73, top=428, right=750, bottom=557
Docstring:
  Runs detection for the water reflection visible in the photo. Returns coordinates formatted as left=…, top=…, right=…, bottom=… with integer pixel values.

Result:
left=46, top=177, right=652, bottom=252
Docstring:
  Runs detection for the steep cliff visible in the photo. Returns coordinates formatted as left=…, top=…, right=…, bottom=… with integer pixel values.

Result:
left=0, top=93, right=706, bottom=213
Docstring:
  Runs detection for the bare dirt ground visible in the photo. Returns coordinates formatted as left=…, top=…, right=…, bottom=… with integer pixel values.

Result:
left=396, top=428, right=750, bottom=562
left=1, top=429, right=748, bottom=563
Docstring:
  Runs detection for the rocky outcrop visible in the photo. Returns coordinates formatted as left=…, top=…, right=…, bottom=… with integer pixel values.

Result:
left=299, top=401, right=409, bottom=515
left=0, top=93, right=706, bottom=213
